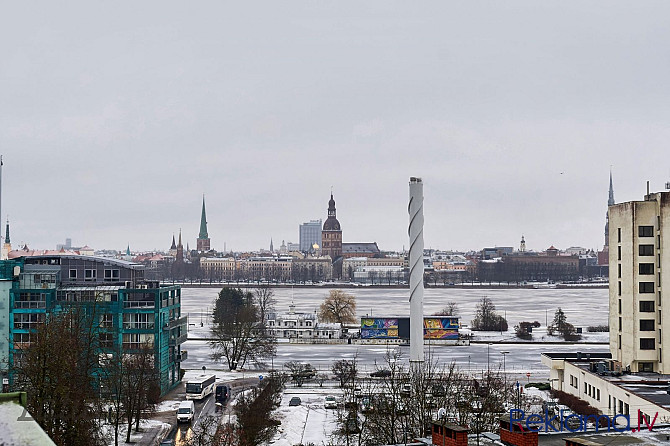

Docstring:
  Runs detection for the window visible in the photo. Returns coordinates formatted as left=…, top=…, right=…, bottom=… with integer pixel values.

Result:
left=84, top=269, right=97, bottom=281
left=619, top=317, right=622, bottom=331
left=618, top=264, right=622, bottom=278
left=640, top=320, right=655, bottom=331
left=99, top=333, right=114, bottom=348
left=618, top=281, right=621, bottom=296
left=640, top=338, right=656, bottom=350
left=618, top=335, right=622, bottom=349
left=640, top=245, right=655, bottom=256
left=104, top=269, right=120, bottom=281
left=639, top=226, right=654, bottom=237
left=640, top=301, right=655, bottom=312
left=640, top=282, right=655, bottom=293
left=69, top=269, right=77, bottom=279
left=639, top=263, right=654, bottom=275
left=100, top=314, right=114, bottom=328
left=617, top=228, right=621, bottom=243
left=639, top=362, right=654, bottom=372
left=618, top=246, right=622, bottom=260
left=597, top=389, right=600, bottom=401
left=618, top=299, right=622, bottom=314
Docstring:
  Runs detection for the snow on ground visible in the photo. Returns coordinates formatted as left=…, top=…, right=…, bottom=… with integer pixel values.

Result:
left=102, top=419, right=171, bottom=446
left=270, top=387, right=343, bottom=446
left=468, top=327, right=609, bottom=344
left=155, top=399, right=181, bottom=413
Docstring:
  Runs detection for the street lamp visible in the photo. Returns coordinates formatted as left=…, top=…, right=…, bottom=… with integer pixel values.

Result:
left=487, top=343, right=493, bottom=372
left=500, top=351, right=510, bottom=374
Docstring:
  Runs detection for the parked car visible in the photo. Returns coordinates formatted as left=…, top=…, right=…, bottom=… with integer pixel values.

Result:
left=159, top=440, right=174, bottom=446
left=289, top=397, right=302, bottom=406
left=370, top=369, right=392, bottom=378
left=360, top=397, right=374, bottom=413
left=298, top=363, right=318, bottom=379
left=324, top=395, right=337, bottom=409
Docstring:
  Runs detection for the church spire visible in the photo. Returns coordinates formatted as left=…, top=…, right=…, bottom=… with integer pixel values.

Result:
left=608, top=169, right=615, bottom=206
left=171, top=234, right=176, bottom=250
left=197, top=195, right=211, bottom=252
left=199, top=195, right=208, bottom=239
left=270, top=238, right=274, bottom=253
left=5, top=219, right=9, bottom=244
left=605, top=170, right=615, bottom=247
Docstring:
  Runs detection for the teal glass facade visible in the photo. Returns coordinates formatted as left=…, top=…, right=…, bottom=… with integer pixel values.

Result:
left=3, top=255, right=186, bottom=396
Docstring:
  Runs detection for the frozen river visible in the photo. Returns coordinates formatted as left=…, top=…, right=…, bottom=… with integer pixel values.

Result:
left=179, top=286, right=610, bottom=380
left=179, top=286, right=608, bottom=330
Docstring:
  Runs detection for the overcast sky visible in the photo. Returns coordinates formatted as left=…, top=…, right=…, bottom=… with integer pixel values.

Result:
left=2, top=1, right=670, bottom=253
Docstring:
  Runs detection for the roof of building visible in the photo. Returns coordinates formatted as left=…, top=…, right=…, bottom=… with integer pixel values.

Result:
left=0, top=393, right=56, bottom=445
left=342, top=242, right=380, bottom=254
left=21, top=254, right=144, bottom=270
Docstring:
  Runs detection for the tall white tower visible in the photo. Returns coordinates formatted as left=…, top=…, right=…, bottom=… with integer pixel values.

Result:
left=408, top=177, right=425, bottom=365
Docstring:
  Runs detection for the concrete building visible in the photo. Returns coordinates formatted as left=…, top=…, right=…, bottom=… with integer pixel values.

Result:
left=299, top=220, right=322, bottom=252
left=200, top=257, right=237, bottom=281
left=608, top=188, right=670, bottom=373
left=2, top=255, right=186, bottom=395
left=542, top=187, right=670, bottom=425
left=292, top=256, right=332, bottom=282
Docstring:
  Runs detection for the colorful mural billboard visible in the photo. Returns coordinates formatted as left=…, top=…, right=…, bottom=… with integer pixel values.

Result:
left=423, top=317, right=459, bottom=340
left=361, top=318, right=398, bottom=329
left=360, top=317, right=459, bottom=340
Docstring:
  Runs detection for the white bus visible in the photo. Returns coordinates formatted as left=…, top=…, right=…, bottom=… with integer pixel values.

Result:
left=185, top=375, right=216, bottom=400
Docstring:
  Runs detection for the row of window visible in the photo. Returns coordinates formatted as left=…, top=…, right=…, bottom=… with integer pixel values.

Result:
left=617, top=226, right=656, bottom=242
left=584, top=382, right=601, bottom=401
left=68, top=269, right=120, bottom=281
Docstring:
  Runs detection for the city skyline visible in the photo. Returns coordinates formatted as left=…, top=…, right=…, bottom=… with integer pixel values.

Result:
left=4, top=1, right=670, bottom=252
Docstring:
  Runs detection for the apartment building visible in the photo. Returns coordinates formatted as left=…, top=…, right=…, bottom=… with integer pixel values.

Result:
left=2, top=255, right=187, bottom=395
left=609, top=189, right=670, bottom=373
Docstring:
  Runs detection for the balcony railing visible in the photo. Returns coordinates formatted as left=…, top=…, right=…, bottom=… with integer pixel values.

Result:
left=14, top=301, right=46, bottom=309
left=122, top=322, right=155, bottom=330
left=163, top=316, right=188, bottom=331
left=123, top=301, right=155, bottom=309
left=169, top=332, right=188, bottom=346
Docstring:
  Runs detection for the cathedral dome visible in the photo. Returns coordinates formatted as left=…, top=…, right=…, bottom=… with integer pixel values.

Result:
left=323, top=193, right=341, bottom=231
left=323, top=217, right=340, bottom=231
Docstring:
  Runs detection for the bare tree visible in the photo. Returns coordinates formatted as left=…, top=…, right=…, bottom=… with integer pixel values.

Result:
left=254, top=285, right=275, bottom=325
left=332, top=359, right=358, bottom=388
left=433, top=301, right=458, bottom=316
left=318, top=290, right=357, bottom=324
left=471, top=297, right=508, bottom=331
left=210, top=287, right=276, bottom=370
left=12, top=306, right=105, bottom=446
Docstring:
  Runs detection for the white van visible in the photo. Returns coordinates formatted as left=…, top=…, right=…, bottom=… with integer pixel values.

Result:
left=176, top=400, right=195, bottom=423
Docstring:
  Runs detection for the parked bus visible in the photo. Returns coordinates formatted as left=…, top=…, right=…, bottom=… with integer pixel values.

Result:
left=185, top=375, right=216, bottom=400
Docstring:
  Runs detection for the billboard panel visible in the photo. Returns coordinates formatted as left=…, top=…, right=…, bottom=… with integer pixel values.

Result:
left=360, top=317, right=458, bottom=340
